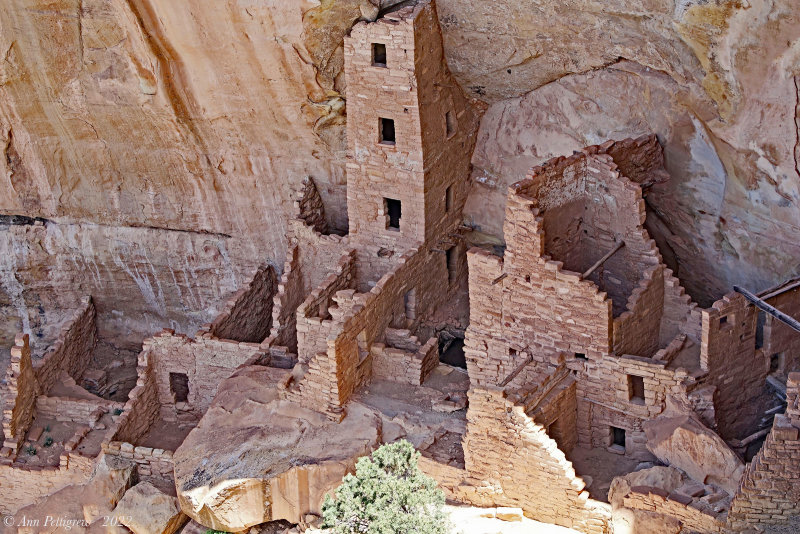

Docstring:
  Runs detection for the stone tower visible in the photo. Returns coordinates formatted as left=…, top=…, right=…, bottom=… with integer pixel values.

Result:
left=343, top=0, right=478, bottom=281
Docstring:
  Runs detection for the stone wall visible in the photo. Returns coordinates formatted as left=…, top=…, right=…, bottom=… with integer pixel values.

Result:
left=727, top=372, right=800, bottom=531
left=371, top=336, right=438, bottom=386
left=33, top=296, right=96, bottom=395
left=464, top=245, right=611, bottom=388
left=109, top=348, right=159, bottom=445
left=343, top=1, right=478, bottom=283
left=659, top=269, right=701, bottom=347
left=294, top=177, right=330, bottom=235
left=292, top=240, right=462, bottom=417
left=266, top=245, right=304, bottom=353
left=612, top=264, right=664, bottom=358
left=208, top=265, right=276, bottom=343
left=762, top=282, right=800, bottom=376
left=700, top=293, right=766, bottom=440
left=148, top=330, right=265, bottom=423
left=1, top=334, right=36, bottom=450
left=461, top=386, right=612, bottom=534
left=35, top=395, right=123, bottom=423
left=102, top=441, right=174, bottom=486
left=621, top=486, right=726, bottom=533
left=296, top=250, right=357, bottom=361
left=0, top=453, right=94, bottom=515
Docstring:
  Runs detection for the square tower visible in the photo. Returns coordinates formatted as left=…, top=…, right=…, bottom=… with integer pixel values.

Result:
left=344, top=1, right=478, bottom=269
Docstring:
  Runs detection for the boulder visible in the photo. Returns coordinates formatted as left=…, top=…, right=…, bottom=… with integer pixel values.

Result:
left=12, top=455, right=136, bottom=532
left=114, top=482, right=188, bottom=534
left=643, top=397, right=744, bottom=494
left=173, top=366, right=381, bottom=532
left=608, top=466, right=686, bottom=509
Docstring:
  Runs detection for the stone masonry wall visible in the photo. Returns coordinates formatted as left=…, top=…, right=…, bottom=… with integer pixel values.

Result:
left=33, top=296, right=96, bottom=395
left=464, top=245, right=611, bottom=388
left=293, top=240, right=460, bottom=417
left=109, top=348, right=159, bottom=445
left=148, top=330, right=264, bottom=423
left=102, top=440, right=174, bottom=486
left=575, top=351, right=697, bottom=460
left=413, top=1, right=480, bottom=246
left=461, top=386, right=612, bottom=534
left=727, top=372, right=800, bottom=531
left=266, top=245, right=304, bottom=353
left=621, top=487, right=726, bottom=533
left=344, top=1, right=478, bottom=284
left=701, top=293, right=766, bottom=440
left=612, top=264, right=665, bottom=358
left=295, top=177, right=329, bottom=235
left=295, top=250, right=357, bottom=362
left=0, top=453, right=94, bottom=515
left=35, top=395, right=123, bottom=423
left=371, top=337, right=438, bottom=386
left=659, top=268, right=701, bottom=346
left=1, top=334, right=37, bottom=450
left=762, top=282, right=800, bottom=376
left=209, top=264, right=276, bottom=343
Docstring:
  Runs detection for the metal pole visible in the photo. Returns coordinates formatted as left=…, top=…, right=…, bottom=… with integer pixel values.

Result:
left=734, top=285, right=800, bottom=334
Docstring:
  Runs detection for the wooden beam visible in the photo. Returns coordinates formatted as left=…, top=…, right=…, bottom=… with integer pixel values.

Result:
left=758, top=280, right=800, bottom=301
left=499, top=355, right=533, bottom=387
left=581, top=241, right=625, bottom=280
left=734, top=285, right=800, bottom=334
left=491, top=273, right=508, bottom=285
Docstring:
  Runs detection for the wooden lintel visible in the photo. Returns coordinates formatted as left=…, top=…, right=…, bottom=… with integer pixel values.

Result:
left=581, top=241, right=625, bottom=280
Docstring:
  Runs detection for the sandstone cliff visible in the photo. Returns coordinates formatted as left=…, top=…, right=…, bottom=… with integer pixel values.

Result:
left=1, top=0, right=798, bottom=341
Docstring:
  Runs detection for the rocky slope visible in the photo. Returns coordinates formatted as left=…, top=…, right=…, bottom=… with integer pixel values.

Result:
left=1, top=0, right=798, bottom=334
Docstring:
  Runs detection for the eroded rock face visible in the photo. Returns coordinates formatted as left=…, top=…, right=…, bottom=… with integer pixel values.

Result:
left=1, top=0, right=799, bottom=329
left=608, top=466, right=686, bottom=510
left=114, top=482, right=188, bottom=534
left=454, top=0, right=800, bottom=305
left=11, top=455, right=136, bottom=531
left=643, top=398, right=745, bottom=494
left=173, top=366, right=381, bottom=532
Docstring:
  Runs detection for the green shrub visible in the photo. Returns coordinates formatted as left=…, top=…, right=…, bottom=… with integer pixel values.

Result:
left=322, top=440, right=450, bottom=534
left=43, top=436, right=54, bottom=447
left=25, top=445, right=36, bottom=455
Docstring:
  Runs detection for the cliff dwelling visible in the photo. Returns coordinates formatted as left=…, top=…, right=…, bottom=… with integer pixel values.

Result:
left=1, top=1, right=799, bottom=533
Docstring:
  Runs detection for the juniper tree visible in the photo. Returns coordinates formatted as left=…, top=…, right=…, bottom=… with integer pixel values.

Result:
left=322, top=440, right=450, bottom=534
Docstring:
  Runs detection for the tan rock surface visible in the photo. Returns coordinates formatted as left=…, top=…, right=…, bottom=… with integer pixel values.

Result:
left=114, top=482, right=188, bottom=534
left=608, top=466, right=686, bottom=509
left=643, top=398, right=745, bottom=494
left=1, top=0, right=798, bottom=335
left=8, top=455, right=135, bottom=533
left=173, top=365, right=380, bottom=532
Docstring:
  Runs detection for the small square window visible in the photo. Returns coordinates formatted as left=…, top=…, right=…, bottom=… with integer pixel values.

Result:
left=385, top=198, right=401, bottom=229
left=372, top=43, right=387, bottom=67
left=379, top=117, right=395, bottom=145
left=611, top=426, right=626, bottom=449
left=628, top=375, right=645, bottom=403
left=445, top=110, right=456, bottom=138
left=575, top=352, right=587, bottom=360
